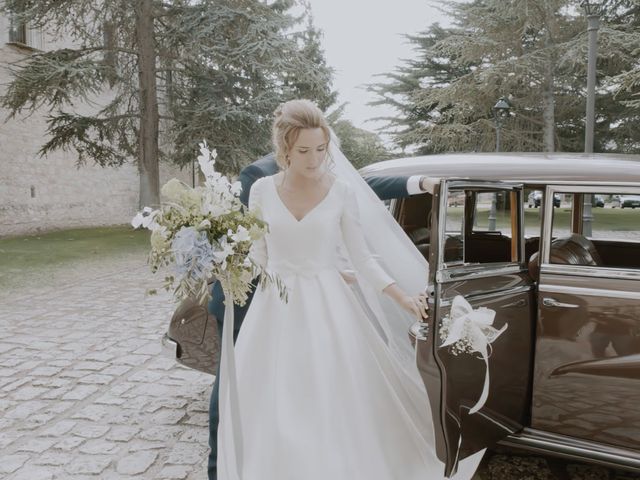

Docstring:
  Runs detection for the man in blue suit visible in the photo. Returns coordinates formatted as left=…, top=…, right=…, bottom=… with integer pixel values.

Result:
left=207, top=153, right=430, bottom=479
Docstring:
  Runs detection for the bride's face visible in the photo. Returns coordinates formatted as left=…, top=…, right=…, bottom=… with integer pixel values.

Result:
left=287, top=128, right=329, bottom=180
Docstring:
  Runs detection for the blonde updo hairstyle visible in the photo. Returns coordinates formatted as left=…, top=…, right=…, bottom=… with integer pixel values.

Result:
left=272, top=99, right=332, bottom=170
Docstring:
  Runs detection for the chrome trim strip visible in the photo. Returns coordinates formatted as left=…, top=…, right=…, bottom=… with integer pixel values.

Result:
left=439, top=284, right=533, bottom=308
left=547, top=185, right=640, bottom=195
left=500, top=428, right=640, bottom=472
left=540, top=181, right=640, bottom=187
left=447, top=180, right=523, bottom=190
left=541, top=186, right=555, bottom=264
left=437, top=264, right=524, bottom=283
left=437, top=180, right=449, bottom=269
left=540, top=263, right=640, bottom=281
left=161, top=333, right=178, bottom=359
left=518, top=190, right=526, bottom=263
left=539, top=284, right=640, bottom=300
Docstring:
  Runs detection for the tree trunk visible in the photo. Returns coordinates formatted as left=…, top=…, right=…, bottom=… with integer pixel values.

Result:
left=541, top=62, right=555, bottom=153
left=542, top=6, right=556, bottom=153
left=135, top=0, right=160, bottom=208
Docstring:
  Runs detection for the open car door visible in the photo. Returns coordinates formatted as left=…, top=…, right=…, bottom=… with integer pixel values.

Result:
left=412, top=180, right=536, bottom=477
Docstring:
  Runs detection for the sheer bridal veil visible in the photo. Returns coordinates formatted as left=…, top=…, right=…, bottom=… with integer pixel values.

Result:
left=329, top=134, right=485, bottom=479
left=218, top=132, right=484, bottom=479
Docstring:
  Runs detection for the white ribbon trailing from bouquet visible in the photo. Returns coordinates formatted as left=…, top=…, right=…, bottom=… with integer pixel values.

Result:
left=219, top=288, right=244, bottom=480
left=439, top=295, right=508, bottom=415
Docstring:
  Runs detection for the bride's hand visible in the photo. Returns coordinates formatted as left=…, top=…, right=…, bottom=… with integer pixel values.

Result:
left=339, top=270, right=357, bottom=285
left=398, top=293, right=429, bottom=321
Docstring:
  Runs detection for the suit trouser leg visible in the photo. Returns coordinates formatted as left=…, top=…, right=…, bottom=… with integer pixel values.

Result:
left=207, top=356, right=222, bottom=480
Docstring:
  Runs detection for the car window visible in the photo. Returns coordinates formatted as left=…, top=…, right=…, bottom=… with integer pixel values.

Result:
left=588, top=193, right=640, bottom=243
left=472, top=191, right=513, bottom=234
left=549, top=191, right=640, bottom=270
left=444, top=191, right=464, bottom=263
left=550, top=194, right=573, bottom=238
left=444, top=188, right=519, bottom=265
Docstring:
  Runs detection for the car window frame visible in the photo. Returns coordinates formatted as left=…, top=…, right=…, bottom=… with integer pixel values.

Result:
left=541, top=184, right=640, bottom=281
left=436, top=179, right=526, bottom=282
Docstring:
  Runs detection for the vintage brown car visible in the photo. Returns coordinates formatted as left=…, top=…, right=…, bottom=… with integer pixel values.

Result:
left=164, top=153, right=640, bottom=476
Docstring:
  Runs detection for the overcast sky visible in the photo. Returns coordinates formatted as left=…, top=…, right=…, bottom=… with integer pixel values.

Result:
left=304, top=0, right=451, bottom=136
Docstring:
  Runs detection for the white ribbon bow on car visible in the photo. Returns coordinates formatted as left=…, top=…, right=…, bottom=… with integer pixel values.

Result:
left=440, top=295, right=508, bottom=414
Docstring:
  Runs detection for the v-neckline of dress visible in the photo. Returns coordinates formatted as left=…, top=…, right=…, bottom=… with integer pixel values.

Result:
left=271, top=174, right=337, bottom=224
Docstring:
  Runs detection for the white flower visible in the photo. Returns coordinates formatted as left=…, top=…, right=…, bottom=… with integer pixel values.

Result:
left=228, top=225, right=251, bottom=243
left=197, top=141, right=212, bottom=164
left=231, top=181, right=242, bottom=196
left=198, top=141, right=219, bottom=181
left=131, top=207, right=158, bottom=229
left=212, top=235, right=235, bottom=270
left=161, top=178, right=190, bottom=203
left=200, top=191, right=226, bottom=218
left=197, top=219, right=211, bottom=231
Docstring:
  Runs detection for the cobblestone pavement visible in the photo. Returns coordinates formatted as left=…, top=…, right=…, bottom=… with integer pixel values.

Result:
left=0, top=253, right=639, bottom=479
left=0, top=253, right=213, bottom=479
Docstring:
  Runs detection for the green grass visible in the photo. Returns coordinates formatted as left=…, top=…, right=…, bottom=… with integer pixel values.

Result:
left=470, top=207, right=640, bottom=233
left=0, top=225, right=151, bottom=288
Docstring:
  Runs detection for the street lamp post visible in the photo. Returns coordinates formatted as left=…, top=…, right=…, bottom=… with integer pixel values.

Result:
left=493, top=97, right=511, bottom=152
left=489, top=97, right=512, bottom=230
left=581, top=0, right=602, bottom=236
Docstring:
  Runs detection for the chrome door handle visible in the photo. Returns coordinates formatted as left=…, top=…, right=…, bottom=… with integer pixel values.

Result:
left=410, top=321, right=430, bottom=341
left=543, top=297, right=579, bottom=309
left=501, top=298, right=527, bottom=309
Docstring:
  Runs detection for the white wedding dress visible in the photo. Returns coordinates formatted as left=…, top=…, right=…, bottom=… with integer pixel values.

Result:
left=218, top=174, right=482, bottom=480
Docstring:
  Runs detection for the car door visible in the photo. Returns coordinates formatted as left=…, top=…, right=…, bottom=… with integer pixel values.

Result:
left=532, top=185, right=640, bottom=453
left=413, top=180, right=536, bottom=477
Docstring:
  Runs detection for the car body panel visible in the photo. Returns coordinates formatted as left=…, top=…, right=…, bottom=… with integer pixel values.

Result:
left=359, top=153, right=640, bottom=185
left=532, top=275, right=640, bottom=448
left=392, top=158, right=640, bottom=475
left=533, top=183, right=640, bottom=450
left=414, top=180, right=536, bottom=476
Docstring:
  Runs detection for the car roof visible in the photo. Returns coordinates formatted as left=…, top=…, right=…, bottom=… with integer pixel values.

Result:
left=359, top=153, right=640, bottom=185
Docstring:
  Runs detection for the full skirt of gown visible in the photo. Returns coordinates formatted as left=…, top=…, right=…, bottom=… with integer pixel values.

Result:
left=217, top=175, right=482, bottom=479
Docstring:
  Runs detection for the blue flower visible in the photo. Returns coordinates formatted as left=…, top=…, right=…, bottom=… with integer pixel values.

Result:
left=172, top=227, right=216, bottom=282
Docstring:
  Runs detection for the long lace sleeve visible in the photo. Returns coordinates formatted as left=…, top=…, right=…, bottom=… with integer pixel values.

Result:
left=340, top=182, right=395, bottom=292
left=248, top=178, right=268, bottom=270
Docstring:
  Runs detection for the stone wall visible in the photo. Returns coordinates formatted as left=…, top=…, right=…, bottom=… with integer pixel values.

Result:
left=0, top=14, right=192, bottom=237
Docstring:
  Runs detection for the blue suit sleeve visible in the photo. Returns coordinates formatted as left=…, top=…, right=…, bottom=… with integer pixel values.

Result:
left=365, top=175, right=411, bottom=200
left=238, top=164, right=264, bottom=207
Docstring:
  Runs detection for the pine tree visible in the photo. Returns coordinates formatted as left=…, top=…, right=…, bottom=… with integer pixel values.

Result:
left=600, top=0, right=640, bottom=151
left=0, top=0, right=335, bottom=207
left=157, top=0, right=336, bottom=174
left=285, top=2, right=337, bottom=112
left=366, top=23, right=473, bottom=154
left=369, top=0, right=640, bottom=154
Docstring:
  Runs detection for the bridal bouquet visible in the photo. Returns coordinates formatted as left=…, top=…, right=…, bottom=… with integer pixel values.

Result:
left=439, top=295, right=507, bottom=414
left=131, top=141, right=287, bottom=306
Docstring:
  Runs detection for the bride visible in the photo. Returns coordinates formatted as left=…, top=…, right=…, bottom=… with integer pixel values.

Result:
left=217, top=99, right=483, bottom=479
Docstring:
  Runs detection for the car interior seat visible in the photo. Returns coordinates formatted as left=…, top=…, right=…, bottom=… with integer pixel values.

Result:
left=528, top=233, right=603, bottom=279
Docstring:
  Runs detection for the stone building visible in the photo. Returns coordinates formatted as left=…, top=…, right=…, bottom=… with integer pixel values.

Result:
left=0, top=12, right=191, bottom=237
